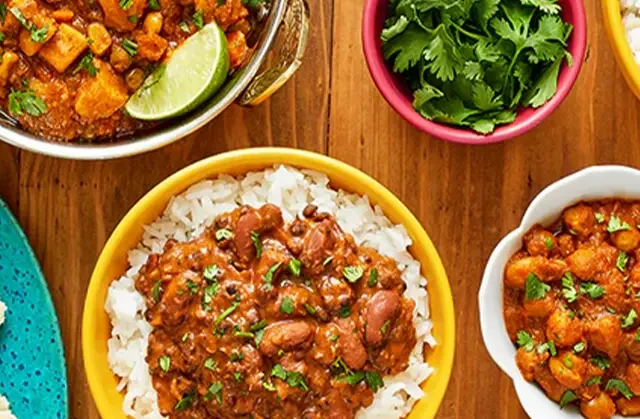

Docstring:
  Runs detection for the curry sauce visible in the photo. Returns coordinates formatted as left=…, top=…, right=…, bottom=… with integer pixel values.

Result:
left=504, top=200, right=640, bottom=418
left=135, top=204, right=418, bottom=418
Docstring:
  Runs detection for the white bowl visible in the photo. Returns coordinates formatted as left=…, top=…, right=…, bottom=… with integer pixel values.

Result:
left=478, top=165, right=640, bottom=418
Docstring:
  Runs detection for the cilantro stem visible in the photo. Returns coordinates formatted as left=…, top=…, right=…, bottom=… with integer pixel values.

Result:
left=449, top=21, right=484, bottom=41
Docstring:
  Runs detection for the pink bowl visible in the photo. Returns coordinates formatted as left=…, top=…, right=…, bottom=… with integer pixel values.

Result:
left=362, top=0, right=587, bottom=145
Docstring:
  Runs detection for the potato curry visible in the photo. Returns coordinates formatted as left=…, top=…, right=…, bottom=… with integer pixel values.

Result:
left=0, top=0, right=260, bottom=141
left=135, top=203, right=418, bottom=418
left=504, top=200, right=640, bottom=418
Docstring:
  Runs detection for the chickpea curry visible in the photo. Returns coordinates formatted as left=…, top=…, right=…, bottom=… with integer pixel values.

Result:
left=504, top=200, right=640, bottom=418
left=0, top=0, right=262, bottom=141
left=135, top=203, right=418, bottom=418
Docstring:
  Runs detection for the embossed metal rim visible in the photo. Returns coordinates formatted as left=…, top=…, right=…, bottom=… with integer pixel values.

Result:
left=0, top=0, right=288, bottom=160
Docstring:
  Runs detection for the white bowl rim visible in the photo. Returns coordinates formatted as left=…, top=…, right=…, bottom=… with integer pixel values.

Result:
left=478, top=164, right=640, bottom=419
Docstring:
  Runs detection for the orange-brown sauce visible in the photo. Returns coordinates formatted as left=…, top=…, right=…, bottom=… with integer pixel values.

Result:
left=135, top=204, right=417, bottom=418
left=0, top=0, right=259, bottom=141
left=504, top=200, right=640, bottom=418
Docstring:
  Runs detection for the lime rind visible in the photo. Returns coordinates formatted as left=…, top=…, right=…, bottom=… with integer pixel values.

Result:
left=125, top=22, right=230, bottom=120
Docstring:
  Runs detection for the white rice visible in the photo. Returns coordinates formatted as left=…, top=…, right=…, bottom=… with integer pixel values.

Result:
left=0, top=301, right=6, bottom=327
left=0, top=300, right=16, bottom=419
left=105, top=165, right=435, bottom=419
left=622, top=0, right=640, bottom=64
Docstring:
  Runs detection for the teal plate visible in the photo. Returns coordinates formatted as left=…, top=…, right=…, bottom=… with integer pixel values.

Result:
left=0, top=198, right=68, bottom=418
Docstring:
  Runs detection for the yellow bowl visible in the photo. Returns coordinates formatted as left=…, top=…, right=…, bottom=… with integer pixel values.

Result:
left=603, top=0, right=640, bottom=99
left=82, top=148, right=455, bottom=419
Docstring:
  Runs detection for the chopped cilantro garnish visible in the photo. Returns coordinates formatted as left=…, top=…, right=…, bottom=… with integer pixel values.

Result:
left=264, top=262, right=282, bottom=290
left=280, top=297, right=295, bottom=314
left=607, top=216, right=631, bottom=233
left=595, top=212, right=605, bottom=223
left=617, top=251, right=629, bottom=272
left=338, top=304, right=351, bottom=318
left=622, top=308, right=638, bottom=328
left=148, top=0, right=160, bottom=9
left=250, top=320, right=267, bottom=331
left=214, top=301, right=240, bottom=326
left=175, top=393, right=195, bottom=411
left=159, top=355, right=170, bottom=372
left=380, top=319, right=391, bottom=335
left=288, top=258, right=302, bottom=276
left=591, top=356, right=610, bottom=370
left=343, top=266, right=364, bottom=283
left=586, top=376, right=602, bottom=386
left=152, top=280, right=162, bottom=302
left=368, top=268, right=379, bottom=287
left=254, top=328, right=265, bottom=347
left=561, top=273, right=577, bottom=303
left=573, top=342, right=585, bottom=353
left=537, top=340, right=557, bottom=356
left=544, top=237, right=554, bottom=250
left=304, top=303, right=317, bottom=315
left=580, top=282, right=605, bottom=299
left=8, top=87, right=47, bottom=117
left=516, top=330, right=534, bottom=352
left=250, top=231, right=262, bottom=258
left=559, top=390, right=578, bottom=408
left=73, top=52, right=98, bottom=77
left=193, top=9, right=204, bottom=29
left=322, top=256, right=333, bottom=266
left=524, top=273, right=550, bottom=301
left=205, top=382, right=223, bottom=404
left=203, top=264, right=220, bottom=281
left=186, top=279, right=199, bottom=295
left=606, top=378, right=634, bottom=400
left=122, top=39, right=138, bottom=56
left=271, top=364, right=308, bottom=391
left=204, top=357, right=216, bottom=370
left=216, top=228, right=233, bottom=241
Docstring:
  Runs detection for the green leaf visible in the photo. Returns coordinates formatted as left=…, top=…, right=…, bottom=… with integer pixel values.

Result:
left=383, top=24, right=432, bottom=73
left=8, top=88, right=47, bottom=117
left=471, top=83, right=503, bottom=111
left=365, top=371, right=384, bottom=392
left=516, top=330, right=534, bottom=351
left=559, top=390, right=577, bottom=408
left=413, top=85, right=444, bottom=108
left=280, top=297, right=295, bottom=314
left=520, top=0, right=561, bottom=14
left=288, top=259, right=302, bottom=276
left=368, top=268, right=379, bottom=287
left=580, top=282, right=605, bottom=299
left=381, top=15, right=409, bottom=42
left=251, top=231, right=262, bottom=258
left=607, top=216, right=631, bottom=233
left=523, top=57, right=562, bottom=108
left=159, top=355, right=170, bottom=372
left=474, top=0, right=501, bottom=29
left=622, top=308, right=638, bottom=329
left=343, top=266, right=364, bottom=283
left=606, top=378, right=634, bottom=400
left=193, top=9, right=204, bottom=29
left=617, top=251, right=629, bottom=272
left=423, top=25, right=463, bottom=81
left=216, top=228, right=233, bottom=241
left=462, top=61, right=484, bottom=81
left=524, top=273, right=550, bottom=301
left=264, top=262, right=282, bottom=290
left=591, top=356, right=610, bottom=370
left=561, top=273, right=577, bottom=303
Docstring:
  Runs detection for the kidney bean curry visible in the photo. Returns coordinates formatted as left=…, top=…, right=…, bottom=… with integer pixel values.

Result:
left=135, top=203, right=418, bottom=418
left=504, top=200, right=640, bottom=418
left=0, top=0, right=261, bottom=141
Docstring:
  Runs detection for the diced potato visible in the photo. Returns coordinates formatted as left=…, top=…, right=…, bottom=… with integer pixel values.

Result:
left=549, top=352, right=586, bottom=389
left=134, top=32, right=167, bottom=61
left=18, top=17, right=57, bottom=57
left=546, top=309, right=583, bottom=347
left=617, top=397, right=640, bottom=416
left=516, top=347, right=548, bottom=382
left=38, top=23, right=88, bottom=73
left=505, top=256, right=567, bottom=288
left=51, top=9, right=74, bottom=22
left=586, top=314, right=622, bottom=359
left=210, top=0, right=248, bottom=30
left=581, top=393, right=616, bottom=419
left=143, top=12, right=163, bottom=34
left=97, top=0, right=145, bottom=32
left=74, top=59, right=128, bottom=120
left=563, top=203, right=596, bottom=239
left=0, top=12, right=20, bottom=34
left=0, top=51, right=19, bottom=86
left=87, top=22, right=112, bottom=56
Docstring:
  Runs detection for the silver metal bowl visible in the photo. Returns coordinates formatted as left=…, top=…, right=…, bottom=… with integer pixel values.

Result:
left=0, top=0, right=309, bottom=160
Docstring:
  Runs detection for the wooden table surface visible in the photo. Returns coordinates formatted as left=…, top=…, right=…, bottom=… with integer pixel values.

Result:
left=0, top=0, right=632, bottom=417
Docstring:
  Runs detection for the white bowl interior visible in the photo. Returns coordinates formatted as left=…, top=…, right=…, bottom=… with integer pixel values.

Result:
left=479, top=165, right=640, bottom=419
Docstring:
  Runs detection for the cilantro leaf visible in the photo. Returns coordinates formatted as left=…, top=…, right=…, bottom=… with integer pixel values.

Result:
left=606, top=378, right=634, bottom=400
left=525, top=273, right=550, bottom=301
left=521, top=0, right=561, bottom=14
left=383, top=24, right=432, bottom=73
left=516, top=330, right=534, bottom=351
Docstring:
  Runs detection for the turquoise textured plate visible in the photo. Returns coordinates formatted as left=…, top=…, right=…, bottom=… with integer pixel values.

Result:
left=0, top=198, right=68, bottom=418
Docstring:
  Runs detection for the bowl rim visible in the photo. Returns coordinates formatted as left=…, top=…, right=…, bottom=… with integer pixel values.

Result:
left=361, top=0, right=588, bottom=145
left=0, top=0, right=289, bottom=161
left=602, top=0, right=640, bottom=99
left=478, top=165, right=640, bottom=418
left=82, top=147, right=456, bottom=419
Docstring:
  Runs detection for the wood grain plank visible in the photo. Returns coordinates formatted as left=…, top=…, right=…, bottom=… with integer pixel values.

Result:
left=0, top=144, right=20, bottom=213
left=14, top=0, right=332, bottom=416
left=329, top=0, right=625, bottom=417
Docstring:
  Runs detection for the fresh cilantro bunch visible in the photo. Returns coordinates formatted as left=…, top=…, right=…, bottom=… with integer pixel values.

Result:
left=381, top=0, right=573, bottom=134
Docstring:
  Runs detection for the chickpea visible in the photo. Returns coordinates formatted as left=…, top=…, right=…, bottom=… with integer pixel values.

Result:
left=87, top=22, right=112, bottom=56
left=110, top=44, right=131, bottom=73
left=143, top=12, right=163, bottom=35
left=125, top=68, right=145, bottom=91
left=563, top=203, right=596, bottom=238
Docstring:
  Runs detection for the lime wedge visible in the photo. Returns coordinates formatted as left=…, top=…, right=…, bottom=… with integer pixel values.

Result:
left=125, top=22, right=230, bottom=120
